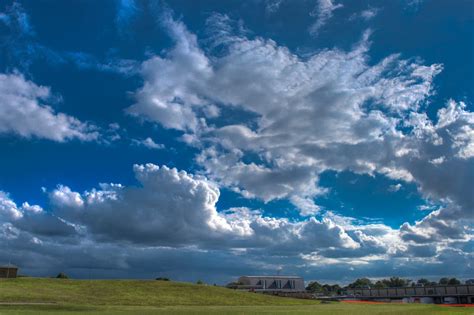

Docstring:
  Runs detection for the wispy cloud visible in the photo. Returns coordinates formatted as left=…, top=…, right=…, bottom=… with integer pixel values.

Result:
left=132, top=137, right=165, bottom=150
left=309, top=0, right=343, bottom=36
left=265, top=0, right=284, bottom=14
left=350, top=7, right=379, bottom=21
left=116, top=0, right=138, bottom=34
left=388, top=184, right=402, bottom=192
left=0, top=2, right=34, bottom=36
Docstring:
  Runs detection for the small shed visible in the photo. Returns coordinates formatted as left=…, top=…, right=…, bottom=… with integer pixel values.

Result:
left=0, top=265, right=18, bottom=278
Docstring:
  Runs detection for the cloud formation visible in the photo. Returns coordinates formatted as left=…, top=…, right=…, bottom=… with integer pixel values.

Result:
left=0, top=163, right=471, bottom=282
left=0, top=73, right=98, bottom=142
left=0, top=2, right=472, bottom=284
left=309, top=0, right=343, bottom=36
left=126, top=14, right=471, bottom=221
left=131, top=137, right=165, bottom=149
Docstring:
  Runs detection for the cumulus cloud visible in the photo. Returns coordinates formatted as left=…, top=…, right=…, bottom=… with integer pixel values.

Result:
left=0, top=164, right=471, bottom=282
left=126, top=14, right=472, bottom=219
left=43, top=164, right=362, bottom=253
left=400, top=204, right=472, bottom=244
left=0, top=164, right=364, bottom=251
left=126, top=13, right=213, bottom=131
left=1, top=5, right=471, bottom=283
left=0, top=73, right=98, bottom=142
left=0, top=191, right=76, bottom=238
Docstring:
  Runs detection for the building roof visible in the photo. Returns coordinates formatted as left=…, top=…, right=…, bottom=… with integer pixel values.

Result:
left=240, top=275, right=302, bottom=279
left=0, top=264, right=18, bottom=269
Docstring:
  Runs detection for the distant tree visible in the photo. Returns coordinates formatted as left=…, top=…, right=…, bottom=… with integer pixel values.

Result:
left=196, top=280, right=204, bottom=285
left=156, top=277, right=170, bottom=281
left=323, top=284, right=342, bottom=296
left=439, top=277, right=449, bottom=285
left=382, top=277, right=410, bottom=288
left=374, top=280, right=387, bottom=289
left=56, top=272, right=69, bottom=279
left=306, top=281, right=323, bottom=293
left=417, top=278, right=430, bottom=286
left=348, top=278, right=373, bottom=289
left=417, top=278, right=437, bottom=286
left=447, top=278, right=461, bottom=285
left=306, top=281, right=341, bottom=295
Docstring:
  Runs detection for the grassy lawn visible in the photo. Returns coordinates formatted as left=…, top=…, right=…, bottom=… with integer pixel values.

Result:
left=0, top=278, right=472, bottom=314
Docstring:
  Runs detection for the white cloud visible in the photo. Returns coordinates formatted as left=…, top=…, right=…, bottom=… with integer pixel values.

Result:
left=265, top=0, right=284, bottom=14
left=0, top=4, right=472, bottom=283
left=359, top=8, right=378, bottom=20
left=0, top=191, right=24, bottom=220
left=42, top=164, right=360, bottom=252
left=0, top=73, right=98, bottom=142
left=0, top=164, right=471, bottom=282
left=436, top=101, right=474, bottom=159
left=430, top=156, right=445, bottom=165
left=126, top=13, right=212, bottom=132
left=388, top=183, right=402, bottom=192
left=309, top=0, right=343, bottom=36
left=399, top=205, right=472, bottom=244
left=132, top=137, right=165, bottom=149
left=123, top=14, right=474, bottom=221
left=50, top=185, right=84, bottom=208
left=3, top=163, right=468, bottom=261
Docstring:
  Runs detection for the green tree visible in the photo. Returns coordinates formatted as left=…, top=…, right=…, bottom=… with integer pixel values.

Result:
left=348, top=278, right=373, bottom=289
left=323, top=284, right=342, bottom=295
left=417, top=278, right=430, bottom=286
left=439, top=277, right=449, bottom=285
left=385, top=277, right=410, bottom=287
left=306, top=282, right=341, bottom=295
left=306, top=281, right=323, bottom=293
left=447, top=278, right=461, bottom=285
left=374, top=280, right=387, bottom=289
left=417, top=278, right=437, bottom=286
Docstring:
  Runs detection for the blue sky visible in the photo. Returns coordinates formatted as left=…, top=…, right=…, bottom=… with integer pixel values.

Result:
left=0, top=0, right=472, bottom=284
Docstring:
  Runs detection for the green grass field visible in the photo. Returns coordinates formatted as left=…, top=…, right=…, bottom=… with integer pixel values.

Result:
left=0, top=278, right=472, bottom=314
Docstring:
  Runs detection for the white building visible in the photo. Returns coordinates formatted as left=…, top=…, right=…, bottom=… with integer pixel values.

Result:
left=232, top=276, right=305, bottom=292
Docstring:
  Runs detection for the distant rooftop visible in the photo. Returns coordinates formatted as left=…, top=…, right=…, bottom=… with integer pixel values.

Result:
left=0, top=264, right=18, bottom=268
left=240, top=275, right=302, bottom=279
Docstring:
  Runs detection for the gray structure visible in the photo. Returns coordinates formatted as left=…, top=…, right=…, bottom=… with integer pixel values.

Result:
left=230, top=276, right=305, bottom=292
left=345, top=285, right=474, bottom=304
left=0, top=265, right=18, bottom=278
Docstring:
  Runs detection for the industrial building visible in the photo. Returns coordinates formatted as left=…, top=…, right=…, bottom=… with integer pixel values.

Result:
left=345, top=285, right=474, bottom=304
left=0, top=265, right=18, bottom=278
left=228, top=276, right=305, bottom=292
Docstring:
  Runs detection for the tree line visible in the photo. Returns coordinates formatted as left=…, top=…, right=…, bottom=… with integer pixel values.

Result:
left=306, top=277, right=467, bottom=295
